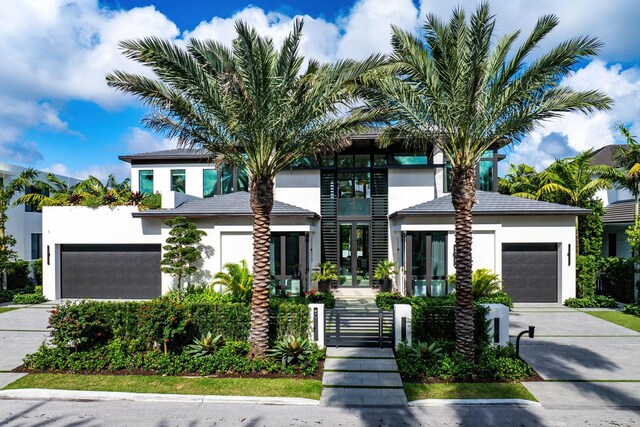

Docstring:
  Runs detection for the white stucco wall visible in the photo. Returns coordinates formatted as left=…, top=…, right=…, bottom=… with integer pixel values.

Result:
left=392, top=215, right=578, bottom=303
left=275, top=170, right=321, bottom=214
left=388, top=169, right=436, bottom=214
left=131, top=163, right=215, bottom=198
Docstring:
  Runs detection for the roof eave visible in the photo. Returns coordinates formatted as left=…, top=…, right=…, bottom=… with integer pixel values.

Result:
left=391, top=210, right=590, bottom=219
left=132, top=211, right=320, bottom=219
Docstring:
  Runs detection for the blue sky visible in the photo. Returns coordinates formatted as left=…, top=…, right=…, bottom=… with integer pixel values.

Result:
left=1, top=0, right=640, bottom=180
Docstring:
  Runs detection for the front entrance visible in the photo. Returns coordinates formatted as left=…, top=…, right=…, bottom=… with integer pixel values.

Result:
left=339, top=222, right=370, bottom=287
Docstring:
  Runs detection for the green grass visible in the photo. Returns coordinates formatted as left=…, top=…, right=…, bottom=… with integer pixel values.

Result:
left=0, top=307, right=18, bottom=314
left=3, top=374, right=322, bottom=400
left=404, top=382, right=537, bottom=401
left=585, top=311, right=640, bottom=333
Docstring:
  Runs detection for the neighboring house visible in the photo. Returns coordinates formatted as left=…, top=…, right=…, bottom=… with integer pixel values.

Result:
left=592, top=145, right=635, bottom=258
left=42, top=133, right=585, bottom=303
left=1, top=163, right=78, bottom=262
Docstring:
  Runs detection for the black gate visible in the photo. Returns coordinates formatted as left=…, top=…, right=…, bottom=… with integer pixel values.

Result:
left=325, top=308, right=393, bottom=348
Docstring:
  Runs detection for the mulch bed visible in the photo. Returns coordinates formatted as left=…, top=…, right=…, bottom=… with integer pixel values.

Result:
left=400, top=371, right=543, bottom=384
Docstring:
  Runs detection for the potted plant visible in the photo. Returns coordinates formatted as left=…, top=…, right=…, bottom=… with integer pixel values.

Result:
left=311, top=261, right=338, bottom=292
left=373, top=259, right=398, bottom=292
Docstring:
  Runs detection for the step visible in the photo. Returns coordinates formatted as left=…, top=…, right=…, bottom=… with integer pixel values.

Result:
left=322, top=372, right=403, bottom=387
left=320, top=387, right=408, bottom=407
left=326, top=347, right=395, bottom=358
left=324, top=357, right=398, bottom=371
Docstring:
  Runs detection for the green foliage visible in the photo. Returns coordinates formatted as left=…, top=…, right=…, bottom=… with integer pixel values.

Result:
left=578, top=198, right=604, bottom=256
left=179, top=285, right=233, bottom=305
left=311, top=261, right=338, bottom=283
left=627, top=220, right=640, bottom=258
left=269, top=302, right=310, bottom=342
left=0, top=289, right=15, bottom=303
left=268, top=336, right=314, bottom=366
left=5, top=260, right=31, bottom=290
left=185, top=332, right=224, bottom=357
left=12, top=292, right=47, bottom=304
left=576, top=255, right=598, bottom=298
left=564, top=295, right=618, bottom=308
left=404, top=341, right=444, bottom=362
left=375, top=292, right=412, bottom=310
left=138, top=193, right=162, bottom=210
left=476, top=292, right=513, bottom=309
left=596, top=257, right=636, bottom=303
left=32, top=259, right=43, bottom=286
left=449, top=268, right=503, bottom=299
left=161, top=216, right=207, bottom=291
left=213, top=260, right=253, bottom=303
left=303, top=289, right=335, bottom=309
left=138, top=298, right=191, bottom=353
left=412, top=301, right=488, bottom=346
left=373, top=259, right=398, bottom=280
left=49, top=301, right=115, bottom=351
left=623, top=303, right=640, bottom=317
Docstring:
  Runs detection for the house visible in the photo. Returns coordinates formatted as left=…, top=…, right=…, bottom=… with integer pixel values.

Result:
left=0, top=163, right=77, bottom=263
left=42, top=134, right=585, bottom=303
left=592, top=144, right=635, bottom=258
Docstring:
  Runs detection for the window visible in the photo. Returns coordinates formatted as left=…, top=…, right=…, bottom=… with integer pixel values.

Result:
left=24, top=186, right=48, bottom=212
left=408, top=232, right=448, bottom=297
left=270, top=233, right=302, bottom=295
left=479, top=160, right=493, bottom=191
left=608, top=233, right=617, bottom=257
left=444, top=162, right=453, bottom=193
left=139, top=170, right=154, bottom=194
left=220, top=165, right=234, bottom=194
left=31, top=233, right=42, bottom=260
left=392, top=153, right=429, bottom=165
left=203, top=169, right=218, bottom=198
left=237, top=168, right=249, bottom=192
left=337, top=172, right=371, bottom=216
left=171, top=169, right=186, bottom=193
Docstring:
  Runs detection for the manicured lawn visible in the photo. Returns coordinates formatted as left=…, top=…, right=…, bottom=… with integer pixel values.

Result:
left=586, top=311, right=640, bottom=333
left=404, top=382, right=537, bottom=401
left=0, top=307, right=18, bottom=314
left=3, top=374, right=322, bottom=400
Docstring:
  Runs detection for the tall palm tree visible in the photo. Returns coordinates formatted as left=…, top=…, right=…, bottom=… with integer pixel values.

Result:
left=609, top=123, right=640, bottom=229
left=363, top=3, right=612, bottom=358
left=15, top=173, right=79, bottom=208
left=106, top=20, right=380, bottom=356
left=498, top=163, right=541, bottom=198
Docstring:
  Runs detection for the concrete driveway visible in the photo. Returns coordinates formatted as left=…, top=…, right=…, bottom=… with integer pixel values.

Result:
left=0, top=301, right=56, bottom=388
left=510, top=304, right=640, bottom=409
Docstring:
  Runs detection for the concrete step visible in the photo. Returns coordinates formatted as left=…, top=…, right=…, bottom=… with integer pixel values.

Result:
left=326, top=347, right=394, bottom=358
left=320, top=387, right=407, bottom=407
left=322, top=372, right=403, bottom=387
left=324, top=357, right=398, bottom=372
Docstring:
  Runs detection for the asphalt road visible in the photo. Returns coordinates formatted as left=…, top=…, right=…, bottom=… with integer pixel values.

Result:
left=1, top=399, right=639, bottom=427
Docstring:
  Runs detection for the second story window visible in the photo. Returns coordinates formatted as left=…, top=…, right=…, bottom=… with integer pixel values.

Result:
left=443, top=150, right=497, bottom=193
left=203, top=169, right=218, bottom=198
left=171, top=169, right=186, bottom=193
left=24, top=186, right=48, bottom=213
left=139, top=170, right=154, bottom=194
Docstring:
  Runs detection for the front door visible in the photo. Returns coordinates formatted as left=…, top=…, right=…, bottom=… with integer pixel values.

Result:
left=339, top=222, right=370, bottom=287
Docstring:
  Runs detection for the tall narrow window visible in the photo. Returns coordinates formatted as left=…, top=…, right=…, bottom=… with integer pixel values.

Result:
left=237, top=167, right=249, bottom=192
left=478, top=160, right=493, bottom=191
left=31, top=233, right=42, bottom=260
left=220, top=165, right=234, bottom=194
left=139, top=170, right=154, bottom=194
left=203, top=169, right=218, bottom=198
left=608, top=233, right=617, bottom=257
left=444, top=162, right=453, bottom=193
left=171, top=169, right=185, bottom=193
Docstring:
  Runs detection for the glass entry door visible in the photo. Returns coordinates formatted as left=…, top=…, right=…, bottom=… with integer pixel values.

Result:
left=339, top=222, right=370, bottom=287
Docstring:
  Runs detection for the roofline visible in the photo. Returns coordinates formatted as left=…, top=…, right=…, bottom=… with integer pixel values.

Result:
left=389, top=209, right=590, bottom=219
left=132, top=211, right=320, bottom=219
left=118, top=154, right=212, bottom=164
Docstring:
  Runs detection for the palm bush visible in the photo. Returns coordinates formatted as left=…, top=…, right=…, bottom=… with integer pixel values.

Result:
left=373, top=260, right=399, bottom=281
left=449, top=268, right=502, bottom=299
left=214, top=260, right=253, bottom=303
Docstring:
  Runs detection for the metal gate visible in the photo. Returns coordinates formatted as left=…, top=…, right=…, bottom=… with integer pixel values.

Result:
left=325, top=308, right=394, bottom=348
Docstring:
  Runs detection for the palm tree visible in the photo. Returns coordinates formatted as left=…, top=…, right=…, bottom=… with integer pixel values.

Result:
left=106, top=20, right=380, bottom=357
left=609, top=123, right=640, bottom=229
left=498, top=163, right=542, bottom=198
left=363, top=3, right=612, bottom=358
left=76, top=174, right=132, bottom=206
left=15, top=173, right=79, bottom=208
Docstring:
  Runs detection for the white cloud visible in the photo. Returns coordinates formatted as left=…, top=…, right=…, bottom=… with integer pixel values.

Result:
left=124, top=128, right=177, bottom=154
left=45, top=162, right=130, bottom=181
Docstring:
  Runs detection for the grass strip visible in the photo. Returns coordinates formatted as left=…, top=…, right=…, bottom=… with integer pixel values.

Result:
left=3, top=374, right=322, bottom=400
left=584, top=311, right=640, bottom=333
left=323, top=385, right=403, bottom=389
left=0, top=308, right=18, bottom=314
left=404, top=383, right=537, bottom=402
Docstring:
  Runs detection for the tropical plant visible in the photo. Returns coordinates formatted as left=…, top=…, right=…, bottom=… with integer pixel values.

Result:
left=213, top=260, right=253, bottom=303
left=449, top=268, right=502, bottom=299
left=373, top=259, right=399, bottom=280
left=160, top=216, right=207, bottom=292
left=268, top=336, right=313, bottom=366
left=106, top=20, right=381, bottom=357
left=76, top=174, right=132, bottom=206
left=498, top=163, right=541, bottom=197
left=185, top=332, right=224, bottom=357
left=311, top=261, right=338, bottom=283
left=405, top=340, right=444, bottom=362
left=15, top=172, right=79, bottom=208
left=362, top=3, right=611, bottom=358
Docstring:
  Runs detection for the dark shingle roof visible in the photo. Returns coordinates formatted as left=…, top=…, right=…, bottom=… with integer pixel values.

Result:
left=119, top=148, right=212, bottom=163
left=591, top=144, right=629, bottom=167
left=602, top=200, right=635, bottom=224
left=132, top=192, right=318, bottom=218
left=390, top=191, right=589, bottom=218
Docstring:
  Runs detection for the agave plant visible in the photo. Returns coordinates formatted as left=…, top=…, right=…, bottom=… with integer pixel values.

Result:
left=407, top=341, right=443, bottom=361
left=268, top=336, right=313, bottom=366
left=185, top=332, right=223, bottom=357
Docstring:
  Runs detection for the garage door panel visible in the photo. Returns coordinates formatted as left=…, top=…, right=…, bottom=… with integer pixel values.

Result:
left=61, top=244, right=161, bottom=299
left=502, top=243, right=558, bottom=303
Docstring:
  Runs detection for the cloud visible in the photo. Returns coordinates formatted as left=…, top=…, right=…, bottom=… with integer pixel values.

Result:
left=124, top=128, right=177, bottom=153
left=45, top=162, right=130, bottom=181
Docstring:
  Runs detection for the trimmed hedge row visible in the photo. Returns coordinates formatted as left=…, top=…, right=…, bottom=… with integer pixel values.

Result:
left=49, top=298, right=309, bottom=353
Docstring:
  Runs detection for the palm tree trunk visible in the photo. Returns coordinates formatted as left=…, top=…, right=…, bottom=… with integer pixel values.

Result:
left=249, top=176, right=274, bottom=358
left=451, top=164, right=477, bottom=360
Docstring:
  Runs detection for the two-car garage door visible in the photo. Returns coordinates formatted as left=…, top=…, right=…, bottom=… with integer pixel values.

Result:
left=60, top=244, right=161, bottom=299
left=502, top=243, right=558, bottom=303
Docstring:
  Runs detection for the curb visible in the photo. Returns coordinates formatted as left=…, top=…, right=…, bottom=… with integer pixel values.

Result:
left=408, top=398, right=541, bottom=407
left=0, top=389, right=320, bottom=406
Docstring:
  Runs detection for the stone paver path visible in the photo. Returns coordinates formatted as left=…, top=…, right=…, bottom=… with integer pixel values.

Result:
left=320, top=347, right=407, bottom=407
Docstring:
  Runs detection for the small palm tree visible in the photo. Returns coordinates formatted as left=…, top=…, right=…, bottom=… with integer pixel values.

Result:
left=214, top=260, right=253, bottom=303
left=15, top=173, right=79, bottom=208
left=498, top=164, right=542, bottom=198
left=106, top=20, right=381, bottom=356
left=362, top=3, right=612, bottom=358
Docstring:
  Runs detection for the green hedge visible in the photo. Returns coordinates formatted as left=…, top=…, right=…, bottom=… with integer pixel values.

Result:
left=576, top=255, right=598, bottom=298
left=412, top=302, right=488, bottom=346
left=564, top=295, right=618, bottom=308
left=624, top=304, right=640, bottom=317
left=597, top=257, right=635, bottom=303
left=5, top=260, right=31, bottom=290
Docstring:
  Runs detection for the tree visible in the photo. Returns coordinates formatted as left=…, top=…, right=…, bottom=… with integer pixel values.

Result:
left=15, top=173, right=80, bottom=208
left=106, top=20, right=380, bottom=356
left=0, top=168, right=38, bottom=290
left=161, top=216, right=207, bottom=292
left=498, top=163, right=542, bottom=198
left=362, top=3, right=611, bottom=358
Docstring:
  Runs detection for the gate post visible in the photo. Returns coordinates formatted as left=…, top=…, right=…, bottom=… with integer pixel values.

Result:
left=393, top=304, right=412, bottom=349
left=481, top=303, right=509, bottom=347
left=308, top=304, right=325, bottom=348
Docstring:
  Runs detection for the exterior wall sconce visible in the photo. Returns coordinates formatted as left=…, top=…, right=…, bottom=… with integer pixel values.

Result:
left=515, top=325, right=535, bottom=358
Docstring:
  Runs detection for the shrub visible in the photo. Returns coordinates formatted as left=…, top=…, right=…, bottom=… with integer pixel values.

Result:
left=623, top=303, right=640, bottom=317
left=476, top=291, right=513, bottom=309
left=269, top=302, right=310, bottom=342
left=0, top=289, right=15, bottom=303
left=32, top=259, right=43, bottom=286
left=576, top=255, right=598, bottom=298
left=450, top=268, right=502, bottom=299
left=412, top=301, right=488, bottom=346
left=49, top=301, right=114, bottom=350
left=268, top=336, right=314, bottom=366
left=375, top=292, right=411, bottom=309
left=213, top=260, right=253, bottom=303
left=304, top=289, right=336, bottom=308
left=185, top=332, right=223, bottom=357
left=12, top=293, right=47, bottom=304
left=139, top=193, right=161, bottom=210
left=564, top=295, right=618, bottom=308
left=597, top=257, right=635, bottom=303
left=5, top=260, right=31, bottom=290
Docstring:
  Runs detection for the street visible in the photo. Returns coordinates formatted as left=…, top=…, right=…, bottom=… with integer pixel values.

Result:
left=1, top=399, right=638, bottom=427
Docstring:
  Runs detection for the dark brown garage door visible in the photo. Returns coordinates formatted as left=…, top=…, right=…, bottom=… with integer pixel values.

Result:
left=61, top=244, right=161, bottom=299
left=502, top=243, right=558, bottom=303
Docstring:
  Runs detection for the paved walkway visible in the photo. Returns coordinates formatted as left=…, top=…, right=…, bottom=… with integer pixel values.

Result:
left=511, top=304, right=640, bottom=408
left=0, top=301, right=56, bottom=388
left=320, top=347, right=407, bottom=407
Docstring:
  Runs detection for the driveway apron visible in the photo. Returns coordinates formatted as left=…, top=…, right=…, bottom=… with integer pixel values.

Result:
left=0, top=302, right=53, bottom=372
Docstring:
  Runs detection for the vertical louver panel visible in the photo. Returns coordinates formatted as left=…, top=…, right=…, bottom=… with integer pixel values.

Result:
left=321, top=172, right=338, bottom=270
left=371, top=171, right=389, bottom=272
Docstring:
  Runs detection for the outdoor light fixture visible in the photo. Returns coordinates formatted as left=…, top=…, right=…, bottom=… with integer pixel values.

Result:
left=515, top=326, right=535, bottom=358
